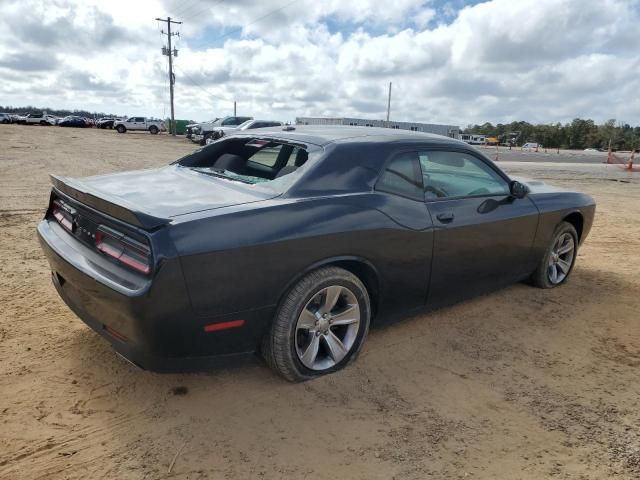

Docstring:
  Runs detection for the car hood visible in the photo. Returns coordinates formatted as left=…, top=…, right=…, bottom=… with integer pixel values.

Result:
left=72, top=165, right=278, bottom=219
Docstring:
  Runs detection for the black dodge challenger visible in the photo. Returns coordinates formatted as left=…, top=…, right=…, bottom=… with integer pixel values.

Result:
left=37, top=126, right=595, bottom=381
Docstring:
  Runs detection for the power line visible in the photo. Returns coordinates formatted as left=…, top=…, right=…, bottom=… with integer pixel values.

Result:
left=178, top=0, right=226, bottom=23
left=168, top=0, right=199, bottom=18
left=173, top=64, right=232, bottom=104
left=185, top=0, right=302, bottom=50
left=156, top=16, right=182, bottom=136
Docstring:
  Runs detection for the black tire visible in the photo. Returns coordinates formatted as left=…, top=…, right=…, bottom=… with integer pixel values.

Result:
left=531, top=221, right=578, bottom=289
left=2, top=119, right=9, bottom=124
left=262, top=266, right=371, bottom=382
left=149, top=125, right=159, bottom=135
left=116, top=125, right=126, bottom=133
left=40, top=121, right=47, bottom=125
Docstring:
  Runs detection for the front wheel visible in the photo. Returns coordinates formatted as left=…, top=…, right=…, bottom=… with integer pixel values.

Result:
left=200, top=133, right=211, bottom=146
left=116, top=125, right=126, bottom=133
left=531, top=221, right=578, bottom=288
left=262, top=266, right=371, bottom=382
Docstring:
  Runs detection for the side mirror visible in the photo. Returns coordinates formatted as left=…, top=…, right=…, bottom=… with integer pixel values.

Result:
left=509, top=180, right=529, bottom=199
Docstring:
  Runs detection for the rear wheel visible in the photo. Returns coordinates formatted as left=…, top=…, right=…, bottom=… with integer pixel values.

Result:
left=262, top=267, right=371, bottom=382
left=116, top=125, right=126, bottom=133
left=149, top=125, right=159, bottom=135
left=531, top=221, right=578, bottom=288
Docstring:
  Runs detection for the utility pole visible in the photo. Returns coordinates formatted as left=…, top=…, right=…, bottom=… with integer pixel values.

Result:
left=386, top=82, right=392, bottom=127
left=156, top=16, right=182, bottom=136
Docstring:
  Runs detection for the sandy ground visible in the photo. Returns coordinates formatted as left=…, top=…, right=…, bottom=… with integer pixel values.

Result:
left=1, top=124, right=639, bottom=480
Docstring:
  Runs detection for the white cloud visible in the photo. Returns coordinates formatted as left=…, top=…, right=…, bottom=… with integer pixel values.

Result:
left=0, top=0, right=639, bottom=126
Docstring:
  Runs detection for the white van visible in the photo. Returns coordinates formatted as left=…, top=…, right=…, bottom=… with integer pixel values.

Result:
left=522, top=142, right=541, bottom=149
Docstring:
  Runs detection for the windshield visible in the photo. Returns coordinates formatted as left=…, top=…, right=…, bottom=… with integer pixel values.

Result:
left=178, top=137, right=322, bottom=193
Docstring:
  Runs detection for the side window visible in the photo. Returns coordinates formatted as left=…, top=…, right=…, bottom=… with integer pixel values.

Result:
left=419, top=151, right=509, bottom=200
left=375, top=152, right=423, bottom=200
left=136, top=117, right=145, bottom=122
left=248, top=144, right=283, bottom=168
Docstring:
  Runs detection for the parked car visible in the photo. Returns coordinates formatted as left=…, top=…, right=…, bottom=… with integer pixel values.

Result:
left=185, top=121, right=207, bottom=140
left=37, top=126, right=595, bottom=381
left=114, top=117, right=165, bottom=134
left=0, top=113, right=12, bottom=124
left=522, top=142, right=541, bottom=149
left=192, top=116, right=253, bottom=145
left=58, top=116, right=88, bottom=128
left=203, top=119, right=284, bottom=145
left=96, top=118, right=118, bottom=129
left=21, top=112, right=56, bottom=125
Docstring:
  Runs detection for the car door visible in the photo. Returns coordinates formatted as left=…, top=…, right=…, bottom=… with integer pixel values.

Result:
left=373, top=151, right=435, bottom=316
left=420, top=149, right=539, bottom=308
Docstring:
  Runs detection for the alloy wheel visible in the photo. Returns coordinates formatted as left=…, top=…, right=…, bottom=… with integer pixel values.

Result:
left=548, top=232, right=575, bottom=284
left=295, top=285, right=361, bottom=371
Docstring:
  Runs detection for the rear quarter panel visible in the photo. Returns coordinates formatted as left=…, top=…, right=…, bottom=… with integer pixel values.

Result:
left=170, top=193, right=434, bottom=326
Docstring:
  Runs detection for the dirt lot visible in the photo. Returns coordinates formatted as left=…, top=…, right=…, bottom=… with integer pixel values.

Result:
left=1, top=124, right=639, bottom=480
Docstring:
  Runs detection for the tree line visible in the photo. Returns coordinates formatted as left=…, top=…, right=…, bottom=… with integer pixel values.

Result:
left=3, top=105, right=638, bottom=151
left=0, top=105, right=123, bottom=120
left=464, top=119, right=639, bottom=151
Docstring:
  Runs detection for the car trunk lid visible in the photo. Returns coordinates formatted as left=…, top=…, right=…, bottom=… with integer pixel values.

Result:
left=51, top=165, right=278, bottom=229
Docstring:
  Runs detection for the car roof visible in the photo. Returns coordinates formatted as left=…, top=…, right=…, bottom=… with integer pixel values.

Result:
left=232, top=125, right=466, bottom=147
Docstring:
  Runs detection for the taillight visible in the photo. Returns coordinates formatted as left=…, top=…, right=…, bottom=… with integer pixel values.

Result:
left=95, top=226, right=151, bottom=275
left=52, top=200, right=75, bottom=232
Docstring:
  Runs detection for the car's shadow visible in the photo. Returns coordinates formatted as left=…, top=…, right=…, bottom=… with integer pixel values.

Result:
left=56, top=264, right=638, bottom=477
left=66, top=264, right=631, bottom=384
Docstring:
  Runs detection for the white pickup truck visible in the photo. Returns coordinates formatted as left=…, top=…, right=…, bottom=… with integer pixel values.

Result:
left=21, top=112, right=58, bottom=125
left=114, top=117, right=166, bottom=134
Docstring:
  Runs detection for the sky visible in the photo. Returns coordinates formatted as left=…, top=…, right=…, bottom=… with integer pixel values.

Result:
left=0, top=0, right=639, bottom=127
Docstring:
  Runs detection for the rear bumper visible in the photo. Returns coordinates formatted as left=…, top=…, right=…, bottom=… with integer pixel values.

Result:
left=52, top=272, right=254, bottom=371
left=37, top=220, right=270, bottom=372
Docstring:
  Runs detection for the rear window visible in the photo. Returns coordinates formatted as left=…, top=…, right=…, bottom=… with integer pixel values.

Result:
left=178, top=137, right=322, bottom=193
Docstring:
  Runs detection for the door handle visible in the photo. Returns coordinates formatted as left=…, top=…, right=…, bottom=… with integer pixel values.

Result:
left=436, top=212, right=455, bottom=223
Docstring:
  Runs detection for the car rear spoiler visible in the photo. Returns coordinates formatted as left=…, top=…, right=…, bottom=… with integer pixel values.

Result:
left=50, top=174, right=170, bottom=230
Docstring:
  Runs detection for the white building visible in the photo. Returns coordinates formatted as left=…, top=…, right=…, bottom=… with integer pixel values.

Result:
left=296, top=116, right=459, bottom=138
